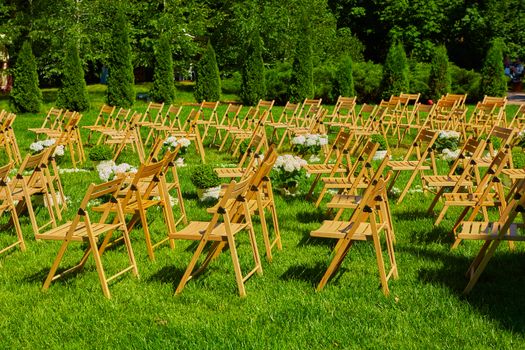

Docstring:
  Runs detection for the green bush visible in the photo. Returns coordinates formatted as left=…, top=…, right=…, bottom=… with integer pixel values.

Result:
left=10, top=41, right=42, bottom=113
left=334, top=55, right=355, bottom=98
left=89, top=144, right=114, bottom=161
left=107, top=9, right=135, bottom=108
left=288, top=15, right=314, bottom=102
left=150, top=33, right=176, bottom=104
left=194, top=41, right=221, bottom=102
left=313, top=62, right=337, bottom=104
left=450, top=65, right=482, bottom=102
left=56, top=40, right=90, bottom=111
left=409, top=61, right=430, bottom=100
left=240, top=31, right=266, bottom=106
left=428, top=45, right=451, bottom=101
left=481, top=38, right=507, bottom=97
left=353, top=61, right=383, bottom=103
left=190, top=164, right=221, bottom=189
left=370, top=134, right=387, bottom=151
left=265, top=62, right=292, bottom=105
left=381, top=41, right=409, bottom=100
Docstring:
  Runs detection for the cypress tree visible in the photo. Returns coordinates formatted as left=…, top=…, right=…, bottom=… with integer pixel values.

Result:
left=240, top=31, right=266, bottom=106
left=194, top=41, right=221, bottom=102
left=428, top=45, right=451, bottom=101
left=481, top=38, right=507, bottom=97
left=334, top=55, right=355, bottom=97
left=289, top=15, right=314, bottom=102
left=150, top=33, right=176, bottom=104
left=381, top=41, right=409, bottom=99
left=56, top=40, right=90, bottom=111
left=10, top=41, right=42, bottom=113
left=107, top=9, right=135, bottom=108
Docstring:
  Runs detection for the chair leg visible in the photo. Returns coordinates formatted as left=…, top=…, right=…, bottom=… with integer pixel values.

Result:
left=42, top=239, right=72, bottom=291
left=463, top=240, right=501, bottom=294
left=317, top=239, right=353, bottom=291
left=175, top=238, right=209, bottom=295
left=227, top=234, right=247, bottom=297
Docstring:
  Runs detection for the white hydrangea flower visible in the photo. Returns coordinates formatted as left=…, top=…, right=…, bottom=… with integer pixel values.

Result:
left=292, top=135, right=306, bottom=145
left=53, top=145, right=65, bottom=157
left=438, top=130, right=460, bottom=139
left=42, top=139, right=56, bottom=147
left=29, top=142, right=44, bottom=152
left=177, top=138, right=191, bottom=148
left=441, top=148, right=461, bottom=161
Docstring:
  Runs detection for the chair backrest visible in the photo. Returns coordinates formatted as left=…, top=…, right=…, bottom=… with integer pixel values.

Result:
left=218, top=103, right=243, bottom=126
left=509, top=104, right=525, bottom=130
left=164, top=105, right=183, bottom=129
left=144, top=102, right=165, bottom=123
left=40, top=107, right=63, bottom=129
left=404, top=128, right=438, bottom=161
left=447, top=138, right=486, bottom=177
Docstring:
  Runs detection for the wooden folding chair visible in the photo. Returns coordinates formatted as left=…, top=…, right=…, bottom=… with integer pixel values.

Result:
left=453, top=179, right=525, bottom=294
left=0, top=112, right=22, bottom=164
left=476, top=125, right=514, bottom=168
left=0, top=162, right=26, bottom=255
left=425, top=138, right=486, bottom=215
left=166, top=108, right=206, bottom=163
left=315, top=140, right=379, bottom=208
left=147, top=105, right=184, bottom=144
left=38, top=178, right=138, bottom=299
left=434, top=150, right=510, bottom=226
left=509, top=104, right=525, bottom=133
left=267, top=102, right=300, bottom=147
left=9, top=150, right=57, bottom=237
left=311, top=178, right=398, bottom=295
left=196, top=100, right=220, bottom=142
left=28, top=107, right=63, bottom=140
left=214, top=132, right=267, bottom=179
left=95, top=108, right=132, bottom=145
left=83, top=104, right=116, bottom=143
left=211, top=103, right=243, bottom=146
left=387, top=128, right=439, bottom=203
left=48, top=113, right=86, bottom=168
left=170, top=177, right=263, bottom=297
left=138, top=102, right=165, bottom=128
left=104, top=112, right=146, bottom=163
left=324, top=96, right=357, bottom=130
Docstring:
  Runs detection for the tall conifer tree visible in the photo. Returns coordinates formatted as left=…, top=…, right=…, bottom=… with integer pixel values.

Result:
left=240, top=31, right=266, bottom=106
left=481, top=38, right=507, bottom=97
left=56, top=40, right=90, bottom=111
left=381, top=41, right=409, bottom=99
left=289, top=15, right=314, bottom=102
left=428, top=45, right=451, bottom=101
left=194, top=41, right=221, bottom=102
left=150, top=34, right=176, bottom=104
left=10, top=41, right=42, bottom=113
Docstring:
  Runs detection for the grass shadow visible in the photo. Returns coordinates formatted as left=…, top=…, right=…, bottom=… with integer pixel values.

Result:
left=279, top=263, right=331, bottom=286
left=296, top=208, right=327, bottom=224
left=147, top=264, right=187, bottom=285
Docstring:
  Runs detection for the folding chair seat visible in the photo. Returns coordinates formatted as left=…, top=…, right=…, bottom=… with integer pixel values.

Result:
left=434, top=150, right=510, bottom=226
left=475, top=125, right=514, bottom=168
left=387, top=128, right=439, bottom=203
left=170, top=177, right=263, bottom=297
left=310, top=178, right=397, bottom=296
left=147, top=105, right=184, bottom=143
left=38, top=178, right=138, bottom=299
left=95, top=108, right=132, bottom=145
left=0, top=162, right=26, bottom=255
left=93, top=158, right=176, bottom=261
left=453, top=178, right=525, bottom=294
left=214, top=132, right=267, bottom=179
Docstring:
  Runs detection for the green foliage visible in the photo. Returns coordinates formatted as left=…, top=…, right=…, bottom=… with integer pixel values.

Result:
left=353, top=61, right=383, bottom=103
left=370, top=134, right=387, bottom=151
left=10, top=41, right=42, bottom=113
left=265, top=62, right=292, bottom=105
left=240, top=31, right=266, bottom=106
left=334, top=55, right=355, bottom=98
left=56, top=40, right=90, bottom=112
left=88, top=144, right=113, bottom=161
left=107, top=9, right=135, bottom=108
left=190, top=164, right=221, bottom=189
left=381, top=41, right=409, bottom=100
left=480, top=38, right=507, bottom=97
left=409, top=61, right=430, bottom=100
left=194, top=41, right=221, bottom=103
left=313, top=63, right=337, bottom=104
left=450, top=65, right=482, bottom=102
left=289, top=15, right=314, bottom=102
left=149, top=34, right=176, bottom=104
left=435, top=132, right=460, bottom=152
left=428, top=46, right=451, bottom=101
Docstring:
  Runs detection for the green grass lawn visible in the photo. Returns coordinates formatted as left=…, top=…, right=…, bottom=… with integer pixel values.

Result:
left=0, top=85, right=524, bottom=348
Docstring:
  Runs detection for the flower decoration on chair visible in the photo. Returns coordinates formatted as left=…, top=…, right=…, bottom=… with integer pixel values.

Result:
left=435, top=130, right=460, bottom=152
left=271, top=154, right=308, bottom=190
left=29, top=139, right=65, bottom=158
left=97, top=160, right=137, bottom=182
left=291, top=134, right=328, bottom=156
left=164, top=136, right=191, bottom=156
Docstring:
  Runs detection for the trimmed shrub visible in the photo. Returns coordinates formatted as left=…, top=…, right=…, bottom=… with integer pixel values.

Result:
left=480, top=38, right=507, bottom=97
left=313, top=62, right=336, bottom=104
left=56, top=40, right=90, bottom=111
left=381, top=41, right=409, bottom=100
left=190, top=164, right=221, bottom=189
left=353, top=61, right=383, bottom=103
left=10, top=41, right=42, bottom=113
left=150, top=34, right=176, bottom=104
left=265, top=62, right=292, bottom=105
left=194, top=41, right=221, bottom=102
left=409, top=61, right=430, bottom=100
left=289, top=15, right=314, bottom=102
left=428, top=45, right=451, bottom=101
left=88, top=144, right=113, bottom=161
left=334, top=55, right=355, bottom=98
left=240, top=31, right=266, bottom=106
left=370, top=134, right=387, bottom=151
left=450, top=65, right=482, bottom=102
left=107, top=9, right=135, bottom=108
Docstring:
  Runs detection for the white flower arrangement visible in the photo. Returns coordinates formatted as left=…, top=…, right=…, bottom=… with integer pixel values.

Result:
left=163, top=136, right=191, bottom=155
left=435, top=130, right=460, bottom=152
left=272, top=154, right=308, bottom=190
left=291, top=133, right=328, bottom=155
left=441, top=148, right=461, bottom=161
left=29, top=139, right=65, bottom=158
left=97, top=160, right=137, bottom=182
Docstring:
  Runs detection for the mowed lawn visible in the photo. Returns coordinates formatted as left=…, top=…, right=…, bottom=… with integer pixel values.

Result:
left=0, top=85, right=524, bottom=348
